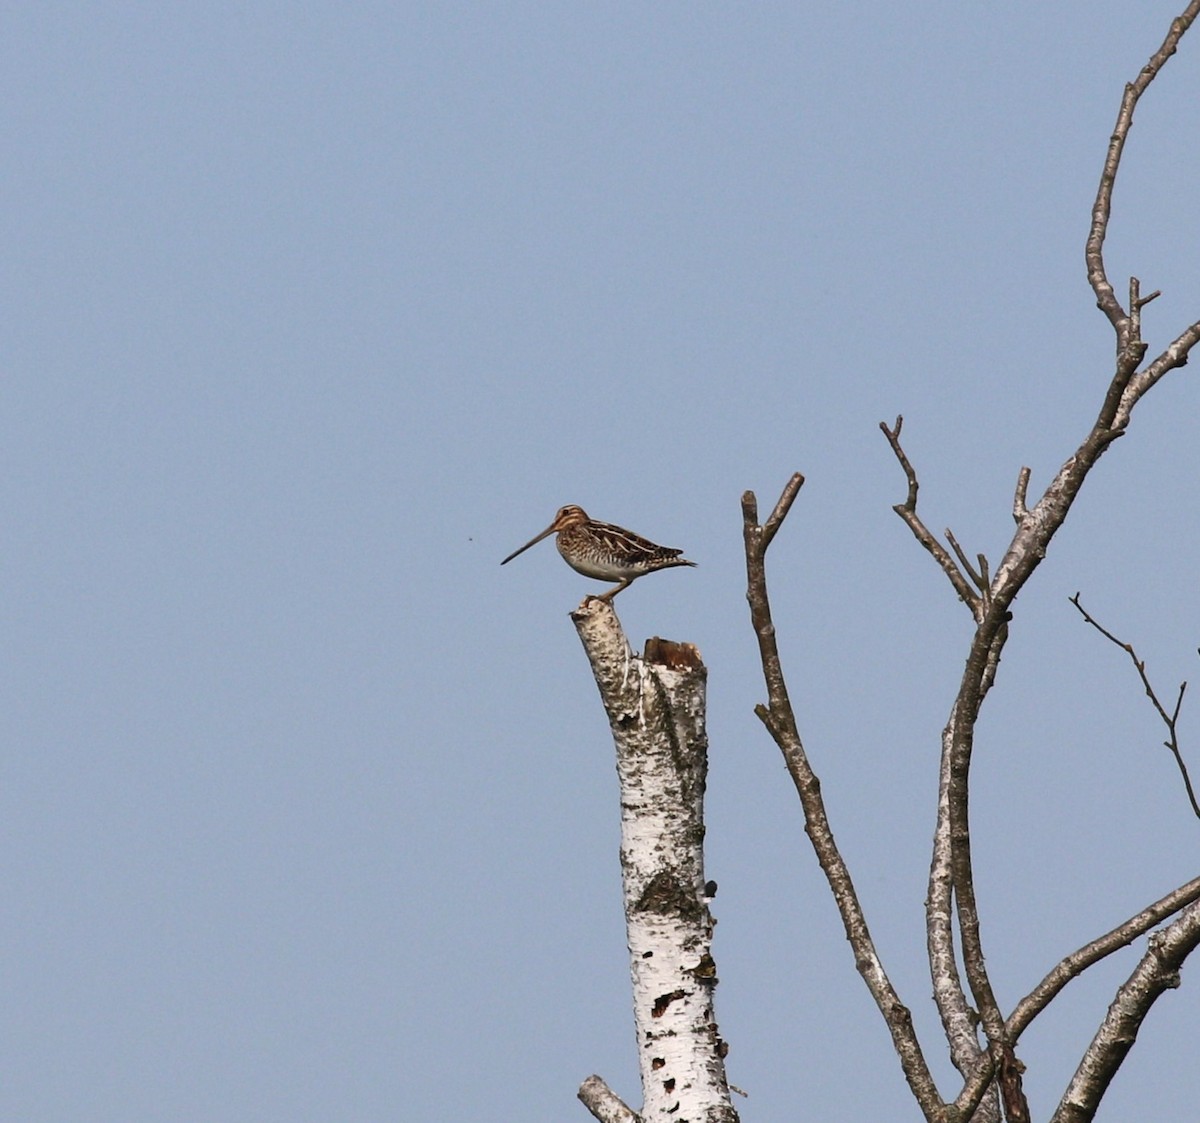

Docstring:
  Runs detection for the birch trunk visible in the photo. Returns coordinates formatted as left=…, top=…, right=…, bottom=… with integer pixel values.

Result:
left=572, top=598, right=738, bottom=1123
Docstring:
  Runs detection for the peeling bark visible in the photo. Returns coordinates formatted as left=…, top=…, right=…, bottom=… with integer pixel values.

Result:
left=573, top=599, right=737, bottom=1123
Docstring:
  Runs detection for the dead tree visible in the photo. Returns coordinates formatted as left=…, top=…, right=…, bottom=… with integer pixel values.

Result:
left=744, top=6, right=1200, bottom=1121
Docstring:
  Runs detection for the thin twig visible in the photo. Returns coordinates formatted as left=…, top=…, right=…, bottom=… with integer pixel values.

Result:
left=879, top=417, right=982, bottom=617
left=1129, top=278, right=1160, bottom=346
left=945, top=529, right=984, bottom=593
left=882, top=415, right=919, bottom=508
left=1012, top=467, right=1032, bottom=523
left=761, top=472, right=804, bottom=552
left=1071, top=593, right=1200, bottom=820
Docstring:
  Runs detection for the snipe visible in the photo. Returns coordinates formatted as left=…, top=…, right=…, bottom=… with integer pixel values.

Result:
left=501, top=504, right=696, bottom=602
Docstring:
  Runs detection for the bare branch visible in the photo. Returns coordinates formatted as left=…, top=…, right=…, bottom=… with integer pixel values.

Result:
left=1114, top=315, right=1200, bottom=429
left=742, top=479, right=946, bottom=1122
left=882, top=414, right=919, bottom=509
left=1012, top=467, right=1031, bottom=523
left=1086, top=4, right=1200, bottom=434
left=879, top=417, right=983, bottom=617
left=1086, top=1, right=1200, bottom=335
left=1051, top=899, right=1200, bottom=1123
left=997, top=1045, right=1030, bottom=1123
left=945, top=528, right=985, bottom=594
left=1009, top=875, right=1200, bottom=1040
left=578, top=1076, right=640, bottom=1123
left=1070, top=594, right=1200, bottom=819
left=951, top=878, right=1200, bottom=1119
left=744, top=11, right=1200, bottom=1123
left=927, top=725, right=1003, bottom=1123
left=1130, top=277, right=1161, bottom=329
left=761, top=471, right=804, bottom=551
left=945, top=14, right=1200, bottom=1121
left=948, top=705, right=1019, bottom=1113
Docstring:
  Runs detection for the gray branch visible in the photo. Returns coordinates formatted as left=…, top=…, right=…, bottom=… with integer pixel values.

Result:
left=741, top=480, right=946, bottom=1122
left=1070, top=593, right=1200, bottom=820
left=1050, top=900, right=1200, bottom=1123
left=881, top=9, right=1200, bottom=1121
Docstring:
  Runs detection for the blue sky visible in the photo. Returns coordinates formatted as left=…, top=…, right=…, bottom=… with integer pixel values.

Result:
left=3, top=3, right=1199, bottom=1120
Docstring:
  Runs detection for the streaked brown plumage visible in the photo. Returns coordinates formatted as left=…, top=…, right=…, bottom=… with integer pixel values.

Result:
left=501, top=504, right=696, bottom=601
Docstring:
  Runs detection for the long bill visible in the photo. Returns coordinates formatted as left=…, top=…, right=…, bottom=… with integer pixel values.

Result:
left=501, top=523, right=557, bottom=565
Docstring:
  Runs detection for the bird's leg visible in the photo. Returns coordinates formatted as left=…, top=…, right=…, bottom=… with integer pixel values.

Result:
left=596, top=578, right=632, bottom=603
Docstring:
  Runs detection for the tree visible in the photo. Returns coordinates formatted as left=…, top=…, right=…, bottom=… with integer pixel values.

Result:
left=568, top=5, right=1200, bottom=1121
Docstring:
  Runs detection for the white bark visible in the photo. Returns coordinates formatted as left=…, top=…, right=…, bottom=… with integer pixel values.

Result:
left=578, top=1075, right=640, bottom=1123
left=572, top=598, right=737, bottom=1123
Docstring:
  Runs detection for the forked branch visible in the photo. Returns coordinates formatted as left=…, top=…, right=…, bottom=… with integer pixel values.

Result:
left=954, top=875, right=1200, bottom=1116
left=1070, top=593, right=1200, bottom=820
left=1051, top=899, right=1200, bottom=1123
left=887, top=8, right=1200, bottom=1120
left=1087, top=1, right=1200, bottom=432
left=1086, top=0, right=1200, bottom=334
left=738, top=6, right=1200, bottom=1122
left=879, top=417, right=984, bottom=618
left=742, top=477, right=945, bottom=1122
left=1008, top=875, right=1200, bottom=1040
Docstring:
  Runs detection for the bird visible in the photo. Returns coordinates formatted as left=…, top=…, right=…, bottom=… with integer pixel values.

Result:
left=501, top=504, right=696, bottom=602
